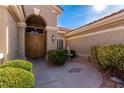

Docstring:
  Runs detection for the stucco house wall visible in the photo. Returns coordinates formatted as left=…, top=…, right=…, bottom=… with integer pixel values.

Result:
left=66, top=10, right=124, bottom=58
left=57, top=33, right=65, bottom=38
left=0, top=6, right=17, bottom=62
left=0, top=6, right=7, bottom=62
left=67, top=24, right=124, bottom=57
left=67, top=20, right=124, bottom=38
left=47, top=30, right=57, bottom=51
left=23, top=5, right=57, bottom=26
left=0, top=5, right=63, bottom=62
left=23, top=5, right=59, bottom=51
left=7, top=8, right=17, bottom=60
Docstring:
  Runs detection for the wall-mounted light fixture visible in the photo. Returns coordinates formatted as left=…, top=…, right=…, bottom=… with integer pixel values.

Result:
left=51, top=35, right=56, bottom=41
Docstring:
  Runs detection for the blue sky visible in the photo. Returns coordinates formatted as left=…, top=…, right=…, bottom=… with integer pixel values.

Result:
left=57, top=5, right=124, bottom=29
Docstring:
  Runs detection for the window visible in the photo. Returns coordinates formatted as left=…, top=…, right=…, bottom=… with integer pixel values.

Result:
left=57, top=39, right=65, bottom=50
left=26, top=27, right=45, bottom=34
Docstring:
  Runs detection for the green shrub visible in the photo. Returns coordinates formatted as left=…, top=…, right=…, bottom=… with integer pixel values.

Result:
left=0, top=67, right=35, bottom=88
left=48, top=49, right=68, bottom=65
left=0, top=60, right=32, bottom=72
left=91, top=44, right=124, bottom=71
left=91, top=46, right=99, bottom=63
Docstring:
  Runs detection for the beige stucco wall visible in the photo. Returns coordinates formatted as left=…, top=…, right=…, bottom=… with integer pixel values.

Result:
left=67, top=20, right=124, bottom=38
left=67, top=25, right=124, bottom=57
left=23, top=5, right=59, bottom=51
left=23, top=5, right=57, bottom=26
left=57, top=33, right=65, bottom=38
left=7, top=8, right=17, bottom=60
left=0, top=6, right=7, bottom=62
left=47, top=30, right=57, bottom=51
left=0, top=6, right=17, bottom=62
left=0, top=5, right=63, bottom=61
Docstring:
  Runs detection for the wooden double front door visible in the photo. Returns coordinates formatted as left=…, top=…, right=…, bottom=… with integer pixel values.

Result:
left=25, top=33, right=46, bottom=58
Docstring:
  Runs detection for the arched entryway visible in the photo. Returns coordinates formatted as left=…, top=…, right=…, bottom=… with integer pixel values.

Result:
left=25, top=14, right=47, bottom=58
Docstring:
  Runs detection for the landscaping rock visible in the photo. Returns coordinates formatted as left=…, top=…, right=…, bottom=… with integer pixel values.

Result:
left=111, top=76, right=123, bottom=84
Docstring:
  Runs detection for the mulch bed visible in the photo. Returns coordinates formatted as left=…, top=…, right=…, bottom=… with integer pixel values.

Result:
left=72, top=57, right=124, bottom=88
left=99, top=70, right=124, bottom=88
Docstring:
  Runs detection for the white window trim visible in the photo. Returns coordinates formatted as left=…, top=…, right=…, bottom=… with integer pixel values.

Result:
left=57, top=38, right=65, bottom=49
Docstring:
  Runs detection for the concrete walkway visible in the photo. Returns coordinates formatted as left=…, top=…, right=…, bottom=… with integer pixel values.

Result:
left=29, top=58, right=102, bottom=88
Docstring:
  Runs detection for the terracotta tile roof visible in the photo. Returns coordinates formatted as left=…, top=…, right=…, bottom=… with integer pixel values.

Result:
left=69, top=8, right=124, bottom=32
left=56, top=5, right=64, bottom=11
left=58, top=27, right=72, bottom=32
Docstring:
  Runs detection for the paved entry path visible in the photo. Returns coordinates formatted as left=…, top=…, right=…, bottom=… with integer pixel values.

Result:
left=29, top=58, right=102, bottom=88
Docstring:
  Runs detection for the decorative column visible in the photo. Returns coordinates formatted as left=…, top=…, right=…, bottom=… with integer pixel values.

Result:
left=17, top=22, right=26, bottom=59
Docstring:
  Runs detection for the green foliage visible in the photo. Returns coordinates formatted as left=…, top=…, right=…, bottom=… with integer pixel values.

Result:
left=0, top=60, right=32, bottom=72
left=0, top=67, right=35, bottom=88
left=91, top=46, right=99, bottom=63
left=48, top=49, right=68, bottom=65
left=91, top=44, right=124, bottom=71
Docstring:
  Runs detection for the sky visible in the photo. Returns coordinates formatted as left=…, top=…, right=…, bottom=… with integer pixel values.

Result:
left=57, top=5, right=124, bottom=29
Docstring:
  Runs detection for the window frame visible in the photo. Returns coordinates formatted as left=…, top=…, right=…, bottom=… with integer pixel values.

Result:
left=57, top=38, right=65, bottom=50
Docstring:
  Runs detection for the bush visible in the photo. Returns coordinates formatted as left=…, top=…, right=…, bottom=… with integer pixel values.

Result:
left=0, top=67, right=35, bottom=88
left=48, top=49, right=68, bottom=65
left=91, top=46, right=98, bottom=63
left=91, top=44, right=124, bottom=71
left=0, top=60, right=32, bottom=72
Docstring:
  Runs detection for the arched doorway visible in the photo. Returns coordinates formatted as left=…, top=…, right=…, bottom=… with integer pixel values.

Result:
left=25, top=14, right=46, bottom=58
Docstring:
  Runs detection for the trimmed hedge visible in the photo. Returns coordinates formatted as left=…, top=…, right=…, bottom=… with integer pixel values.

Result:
left=91, top=46, right=98, bottom=63
left=0, top=67, right=35, bottom=88
left=0, top=60, right=32, bottom=72
left=48, top=49, right=68, bottom=65
left=91, top=44, right=124, bottom=71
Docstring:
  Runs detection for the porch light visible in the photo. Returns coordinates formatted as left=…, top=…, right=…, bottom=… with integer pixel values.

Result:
left=51, top=35, right=56, bottom=41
